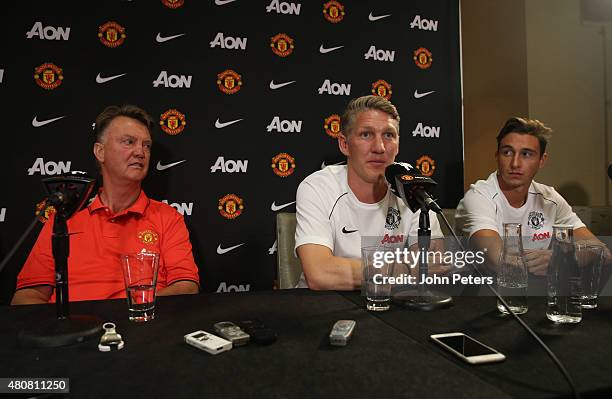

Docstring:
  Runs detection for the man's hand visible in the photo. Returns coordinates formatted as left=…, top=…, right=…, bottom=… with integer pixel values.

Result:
left=524, top=249, right=552, bottom=276
left=157, top=280, right=199, bottom=296
left=297, top=244, right=361, bottom=290
left=11, top=286, right=53, bottom=305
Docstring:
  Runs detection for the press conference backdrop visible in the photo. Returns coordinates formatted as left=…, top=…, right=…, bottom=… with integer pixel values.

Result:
left=0, top=0, right=463, bottom=301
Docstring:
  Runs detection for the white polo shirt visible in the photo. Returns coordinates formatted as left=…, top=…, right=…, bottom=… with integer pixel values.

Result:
left=295, top=165, right=443, bottom=287
left=455, top=171, right=585, bottom=249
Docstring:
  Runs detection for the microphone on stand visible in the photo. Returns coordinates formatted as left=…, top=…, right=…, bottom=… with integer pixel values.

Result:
left=16, top=172, right=103, bottom=348
left=385, top=162, right=442, bottom=214
left=384, top=162, right=452, bottom=311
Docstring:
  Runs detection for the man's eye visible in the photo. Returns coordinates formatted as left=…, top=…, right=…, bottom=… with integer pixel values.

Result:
left=122, top=138, right=134, bottom=145
left=521, top=151, right=533, bottom=158
left=144, top=143, right=152, bottom=150
left=384, top=132, right=396, bottom=139
left=360, top=132, right=371, bottom=138
left=502, top=149, right=513, bottom=156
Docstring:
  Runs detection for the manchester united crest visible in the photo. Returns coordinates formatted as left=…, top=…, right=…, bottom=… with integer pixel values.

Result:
left=371, top=79, right=392, bottom=100
left=35, top=199, right=56, bottom=223
left=138, top=230, right=159, bottom=245
left=416, top=155, right=436, bottom=177
left=270, top=33, right=294, bottom=57
left=98, top=21, right=126, bottom=48
left=323, top=0, right=345, bottom=23
left=271, top=153, right=296, bottom=177
left=217, top=69, right=242, bottom=94
left=34, top=63, right=63, bottom=90
left=413, top=47, right=433, bottom=69
left=528, top=211, right=545, bottom=230
left=218, top=194, right=244, bottom=219
left=324, top=114, right=342, bottom=139
left=160, top=109, right=186, bottom=135
left=162, top=0, right=184, bottom=9
left=385, top=207, right=401, bottom=230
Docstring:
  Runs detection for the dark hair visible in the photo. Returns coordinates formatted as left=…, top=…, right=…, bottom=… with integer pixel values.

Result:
left=94, top=104, right=154, bottom=143
left=341, top=95, right=400, bottom=136
left=496, top=117, right=552, bottom=155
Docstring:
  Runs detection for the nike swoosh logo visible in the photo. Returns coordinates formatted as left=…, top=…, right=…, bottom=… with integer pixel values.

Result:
left=215, top=0, right=236, bottom=5
left=156, top=33, right=185, bottom=43
left=319, top=44, right=344, bottom=54
left=32, top=115, right=66, bottom=127
left=414, top=90, right=435, bottom=99
left=270, top=201, right=296, bottom=211
left=320, top=161, right=345, bottom=169
left=269, top=80, right=296, bottom=90
left=96, top=73, right=127, bottom=84
left=217, top=243, right=245, bottom=254
left=368, top=12, right=391, bottom=22
left=215, top=118, right=243, bottom=129
left=156, top=160, right=186, bottom=171
left=342, top=227, right=358, bottom=234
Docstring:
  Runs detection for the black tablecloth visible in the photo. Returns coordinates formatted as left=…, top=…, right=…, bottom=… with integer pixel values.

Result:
left=0, top=290, right=610, bottom=399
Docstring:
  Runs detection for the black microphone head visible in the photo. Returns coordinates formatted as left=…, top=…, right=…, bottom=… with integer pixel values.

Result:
left=385, top=162, right=437, bottom=195
left=385, top=162, right=439, bottom=212
left=385, top=162, right=415, bottom=197
left=42, top=172, right=96, bottom=219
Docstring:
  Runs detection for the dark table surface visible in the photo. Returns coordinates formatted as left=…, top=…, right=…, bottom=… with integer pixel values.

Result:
left=0, top=290, right=610, bottom=399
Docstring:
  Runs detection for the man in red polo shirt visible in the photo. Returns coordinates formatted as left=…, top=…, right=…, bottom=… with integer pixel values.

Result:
left=12, top=105, right=200, bottom=304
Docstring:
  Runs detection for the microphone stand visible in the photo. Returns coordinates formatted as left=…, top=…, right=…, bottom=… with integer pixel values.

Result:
left=18, top=176, right=103, bottom=348
left=393, top=206, right=453, bottom=310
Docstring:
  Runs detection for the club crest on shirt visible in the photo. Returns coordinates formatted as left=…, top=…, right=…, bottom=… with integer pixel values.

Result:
left=385, top=207, right=401, bottom=230
left=138, top=230, right=159, bottom=245
left=527, top=211, right=544, bottom=230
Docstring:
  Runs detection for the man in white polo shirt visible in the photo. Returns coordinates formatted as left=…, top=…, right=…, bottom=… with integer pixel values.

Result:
left=456, top=117, right=609, bottom=275
left=294, top=95, right=444, bottom=290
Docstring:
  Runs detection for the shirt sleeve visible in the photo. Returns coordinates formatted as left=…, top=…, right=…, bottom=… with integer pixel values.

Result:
left=550, top=189, right=586, bottom=230
left=455, top=188, right=500, bottom=238
left=294, top=178, right=334, bottom=252
left=16, top=218, right=56, bottom=290
left=159, top=210, right=200, bottom=287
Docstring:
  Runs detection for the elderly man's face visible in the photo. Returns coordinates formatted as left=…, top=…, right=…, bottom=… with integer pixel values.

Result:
left=94, top=116, right=152, bottom=184
left=338, top=109, right=399, bottom=185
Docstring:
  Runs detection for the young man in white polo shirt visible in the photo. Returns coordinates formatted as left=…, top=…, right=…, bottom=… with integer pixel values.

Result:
left=294, top=95, right=444, bottom=290
left=455, top=117, right=609, bottom=275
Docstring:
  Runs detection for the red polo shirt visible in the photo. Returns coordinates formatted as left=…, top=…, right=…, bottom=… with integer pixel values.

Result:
left=17, top=190, right=200, bottom=302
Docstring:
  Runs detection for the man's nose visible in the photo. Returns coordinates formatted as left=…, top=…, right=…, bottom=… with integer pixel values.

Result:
left=511, top=153, right=520, bottom=168
left=134, top=143, right=146, bottom=158
left=372, top=136, right=385, bottom=153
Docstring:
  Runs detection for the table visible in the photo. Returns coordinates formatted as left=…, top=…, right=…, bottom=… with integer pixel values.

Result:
left=1, top=290, right=610, bottom=398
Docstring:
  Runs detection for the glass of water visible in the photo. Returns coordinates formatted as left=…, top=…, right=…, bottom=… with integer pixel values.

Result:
left=362, top=246, right=396, bottom=312
left=121, top=252, right=160, bottom=322
left=575, top=243, right=604, bottom=309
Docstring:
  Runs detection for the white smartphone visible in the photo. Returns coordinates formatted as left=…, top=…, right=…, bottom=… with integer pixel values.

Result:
left=430, top=332, right=506, bottom=364
left=184, top=330, right=233, bottom=355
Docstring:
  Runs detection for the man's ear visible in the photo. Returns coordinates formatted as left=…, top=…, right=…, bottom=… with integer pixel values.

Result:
left=539, top=152, right=548, bottom=169
left=338, top=134, right=349, bottom=157
left=93, top=142, right=104, bottom=164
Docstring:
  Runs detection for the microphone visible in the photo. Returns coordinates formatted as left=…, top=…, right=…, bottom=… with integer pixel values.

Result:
left=42, top=172, right=96, bottom=219
left=385, top=162, right=442, bottom=214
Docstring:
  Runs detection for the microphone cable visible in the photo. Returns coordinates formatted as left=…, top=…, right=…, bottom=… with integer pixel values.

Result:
left=0, top=199, right=50, bottom=275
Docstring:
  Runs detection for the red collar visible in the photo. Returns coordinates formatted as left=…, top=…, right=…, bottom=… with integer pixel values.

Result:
left=88, top=189, right=149, bottom=217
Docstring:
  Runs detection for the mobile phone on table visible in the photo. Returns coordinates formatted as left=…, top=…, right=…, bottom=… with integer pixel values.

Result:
left=430, top=332, right=505, bottom=364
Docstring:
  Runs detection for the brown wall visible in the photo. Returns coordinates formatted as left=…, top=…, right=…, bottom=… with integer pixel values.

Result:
left=461, top=0, right=529, bottom=192
left=461, top=0, right=611, bottom=205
